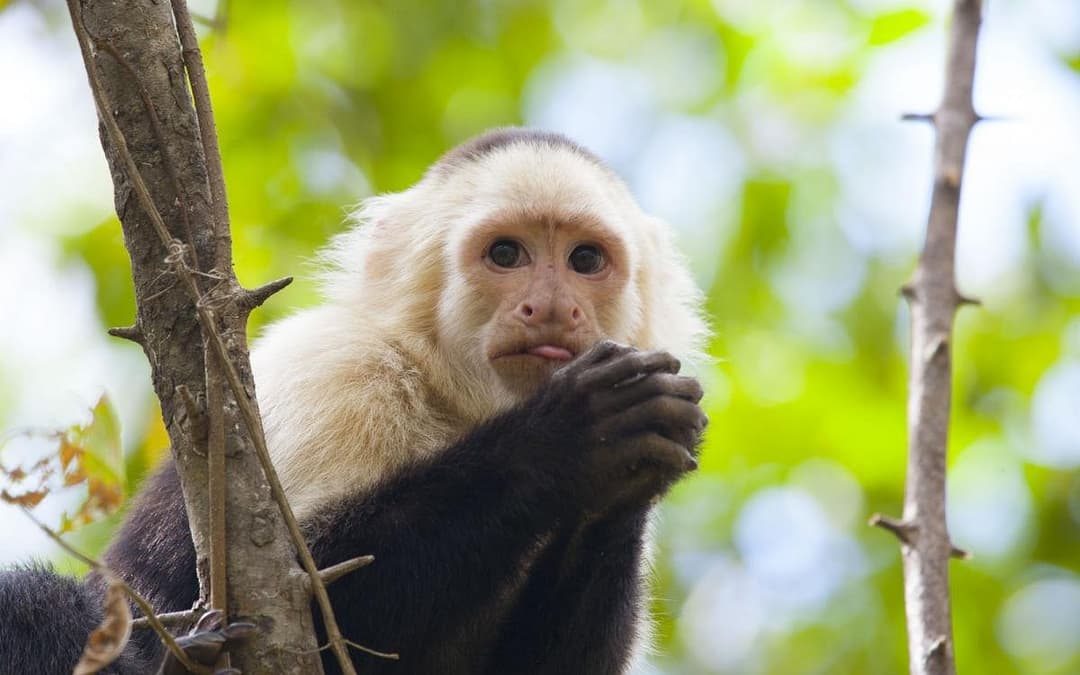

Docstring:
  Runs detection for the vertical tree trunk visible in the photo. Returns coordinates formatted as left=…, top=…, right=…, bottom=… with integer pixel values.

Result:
left=68, top=1, right=322, bottom=670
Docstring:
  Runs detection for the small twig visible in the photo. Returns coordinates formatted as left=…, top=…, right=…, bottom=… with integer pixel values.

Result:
left=318, top=555, right=375, bottom=586
left=206, top=347, right=228, bottom=619
left=344, top=639, right=399, bottom=661
left=18, top=506, right=207, bottom=674
left=214, top=0, right=231, bottom=34
left=132, top=609, right=201, bottom=631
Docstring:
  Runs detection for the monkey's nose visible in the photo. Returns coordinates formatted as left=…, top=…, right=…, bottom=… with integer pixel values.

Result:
left=514, top=298, right=582, bottom=328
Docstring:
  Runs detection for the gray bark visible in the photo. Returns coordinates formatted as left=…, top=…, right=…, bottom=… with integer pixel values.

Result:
left=872, top=2, right=985, bottom=675
left=69, top=0, right=322, bottom=671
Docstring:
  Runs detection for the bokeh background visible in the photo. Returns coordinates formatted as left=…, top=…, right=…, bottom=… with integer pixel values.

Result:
left=2, top=0, right=1079, bottom=673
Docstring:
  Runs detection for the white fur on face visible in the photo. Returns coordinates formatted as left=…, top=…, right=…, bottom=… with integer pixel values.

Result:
left=252, top=132, right=709, bottom=521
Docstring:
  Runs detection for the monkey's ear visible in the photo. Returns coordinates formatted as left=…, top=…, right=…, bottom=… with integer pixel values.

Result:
left=633, top=216, right=710, bottom=365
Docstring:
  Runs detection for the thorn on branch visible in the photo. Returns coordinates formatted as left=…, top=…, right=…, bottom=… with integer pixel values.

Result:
left=925, top=335, right=949, bottom=362
left=318, top=555, right=375, bottom=587
left=900, top=282, right=917, bottom=300
left=189, top=12, right=216, bottom=28
left=108, top=324, right=144, bottom=344
left=869, top=513, right=916, bottom=546
left=925, top=636, right=949, bottom=664
left=956, top=291, right=981, bottom=307
left=943, top=166, right=962, bottom=189
left=900, top=112, right=934, bottom=124
left=242, top=276, right=293, bottom=311
left=951, top=545, right=972, bottom=560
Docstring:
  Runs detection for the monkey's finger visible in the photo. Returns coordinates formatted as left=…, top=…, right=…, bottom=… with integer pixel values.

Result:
left=581, top=350, right=680, bottom=390
left=593, top=395, right=705, bottom=446
left=611, top=431, right=698, bottom=475
left=573, top=339, right=632, bottom=368
left=592, top=373, right=703, bottom=416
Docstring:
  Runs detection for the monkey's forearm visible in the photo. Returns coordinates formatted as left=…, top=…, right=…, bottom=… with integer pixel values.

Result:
left=483, top=508, right=649, bottom=675
left=307, top=410, right=583, bottom=672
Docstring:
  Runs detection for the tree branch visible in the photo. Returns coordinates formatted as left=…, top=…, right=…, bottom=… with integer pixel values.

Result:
left=874, top=2, right=985, bottom=675
left=65, top=1, right=323, bottom=670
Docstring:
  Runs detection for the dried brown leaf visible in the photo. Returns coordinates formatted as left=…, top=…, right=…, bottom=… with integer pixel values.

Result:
left=0, top=488, right=47, bottom=508
left=63, top=465, right=88, bottom=487
left=59, top=437, right=82, bottom=471
left=73, top=579, right=132, bottom=675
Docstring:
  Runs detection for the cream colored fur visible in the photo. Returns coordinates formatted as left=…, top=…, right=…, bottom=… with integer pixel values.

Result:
left=251, top=132, right=708, bottom=524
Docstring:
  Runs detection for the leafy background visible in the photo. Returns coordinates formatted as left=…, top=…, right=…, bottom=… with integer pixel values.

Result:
left=1, top=0, right=1079, bottom=673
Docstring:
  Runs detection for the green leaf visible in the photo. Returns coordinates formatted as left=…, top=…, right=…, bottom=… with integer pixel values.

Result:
left=868, top=8, right=932, bottom=46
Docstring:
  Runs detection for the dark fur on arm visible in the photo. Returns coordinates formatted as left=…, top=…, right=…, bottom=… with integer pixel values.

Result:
left=308, top=342, right=703, bottom=674
left=308, top=407, right=587, bottom=674
left=482, top=509, right=651, bottom=675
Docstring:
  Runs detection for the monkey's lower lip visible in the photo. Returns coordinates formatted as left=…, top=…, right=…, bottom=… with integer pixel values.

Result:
left=525, top=345, right=574, bottom=361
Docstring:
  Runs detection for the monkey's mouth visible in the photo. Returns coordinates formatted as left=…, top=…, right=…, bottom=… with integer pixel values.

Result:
left=523, top=345, right=574, bottom=361
left=492, top=341, right=578, bottom=363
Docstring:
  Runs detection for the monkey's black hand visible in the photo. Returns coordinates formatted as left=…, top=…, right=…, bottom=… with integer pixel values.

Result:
left=525, top=340, right=706, bottom=515
left=157, top=609, right=255, bottom=675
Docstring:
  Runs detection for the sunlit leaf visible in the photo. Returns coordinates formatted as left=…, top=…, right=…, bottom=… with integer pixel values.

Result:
left=868, top=8, right=933, bottom=46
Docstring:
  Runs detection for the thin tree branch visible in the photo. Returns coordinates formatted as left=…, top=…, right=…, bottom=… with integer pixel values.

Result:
left=206, top=350, right=228, bottom=618
left=875, top=2, right=985, bottom=675
left=132, top=609, right=202, bottom=631
left=170, top=0, right=231, bottom=267
left=344, top=640, right=400, bottom=661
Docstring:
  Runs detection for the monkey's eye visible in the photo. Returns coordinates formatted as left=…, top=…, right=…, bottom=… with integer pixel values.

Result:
left=569, top=244, right=605, bottom=275
left=487, top=240, right=527, bottom=268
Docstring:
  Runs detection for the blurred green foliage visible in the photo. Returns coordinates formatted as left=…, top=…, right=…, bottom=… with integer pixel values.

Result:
left=8, top=0, right=1080, bottom=673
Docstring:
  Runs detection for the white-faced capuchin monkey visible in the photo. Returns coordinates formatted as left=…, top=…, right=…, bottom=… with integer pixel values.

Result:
left=0, top=128, right=708, bottom=674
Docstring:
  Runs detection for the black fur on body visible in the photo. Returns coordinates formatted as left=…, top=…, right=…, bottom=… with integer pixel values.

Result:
left=0, top=342, right=703, bottom=674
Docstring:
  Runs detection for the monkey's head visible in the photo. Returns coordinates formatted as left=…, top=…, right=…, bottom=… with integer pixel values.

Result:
left=321, top=129, right=707, bottom=413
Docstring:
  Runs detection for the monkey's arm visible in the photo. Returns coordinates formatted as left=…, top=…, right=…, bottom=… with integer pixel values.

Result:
left=308, top=410, right=581, bottom=674
left=309, top=343, right=703, bottom=674
left=482, top=508, right=652, bottom=675
left=484, top=364, right=704, bottom=675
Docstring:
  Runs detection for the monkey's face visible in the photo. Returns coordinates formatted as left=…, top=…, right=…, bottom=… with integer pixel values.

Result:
left=440, top=206, right=636, bottom=399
